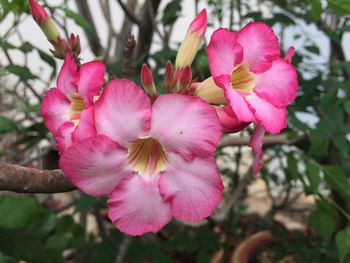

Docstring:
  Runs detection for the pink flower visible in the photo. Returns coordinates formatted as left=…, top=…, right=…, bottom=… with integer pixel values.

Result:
left=59, top=79, right=223, bottom=236
left=206, top=22, right=298, bottom=134
left=29, top=0, right=49, bottom=24
left=41, top=55, right=104, bottom=151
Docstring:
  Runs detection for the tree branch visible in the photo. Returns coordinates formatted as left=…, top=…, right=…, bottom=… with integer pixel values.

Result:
left=218, top=132, right=309, bottom=149
left=0, top=162, right=75, bottom=193
left=116, top=0, right=141, bottom=26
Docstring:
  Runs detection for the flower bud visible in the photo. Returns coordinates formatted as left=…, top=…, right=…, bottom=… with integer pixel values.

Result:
left=176, top=66, right=192, bottom=92
left=141, top=64, right=157, bottom=98
left=175, top=9, right=207, bottom=69
left=163, top=61, right=173, bottom=91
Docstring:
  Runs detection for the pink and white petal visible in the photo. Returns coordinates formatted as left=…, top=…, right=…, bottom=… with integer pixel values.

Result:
left=56, top=55, right=79, bottom=97
left=41, top=88, right=71, bottom=135
left=206, top=28, right=243, bottom=77
left=94, top=79, right=152, bottom=148
left=246, top=94, right=286, bottom=134
left=159, top=153, right=223, bottom=222
left=71, top=106, right=96, bottom=143
left=254, top=59, right=298, bottom=107
left=150, top=94, right=221, bottom=160
left=237, top=22, right=280, bottom=73
left=59, top=135, right=130, bottom=196
left=56, top=122, right=74, bottom=153
left=215, top=106, right=249, bottom=133
left=249, top=124, right=265, bottom=175
left=77, top=60, right=105, bottom=107
left=108, top=174, right=172, bottom=236
left=285, top=46, right=295, bottom=63
left=214, top=75, right=255, bottom=123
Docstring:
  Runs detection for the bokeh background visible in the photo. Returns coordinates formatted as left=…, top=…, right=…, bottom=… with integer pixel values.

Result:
left=1, top=0, right=350, bottom=262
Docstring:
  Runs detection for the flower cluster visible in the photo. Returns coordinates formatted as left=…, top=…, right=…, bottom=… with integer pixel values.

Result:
left=31, top=0, right=298, bottom=235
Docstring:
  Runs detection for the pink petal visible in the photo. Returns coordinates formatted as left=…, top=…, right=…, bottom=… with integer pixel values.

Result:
left=215, top=106, right=249, bottom=133
left=59, top=135, right=129, bottom=196
left=214, top=75, right=255, bottom=123
left=249, top=124, right=265, bottom=175
left=78, top=60, right=105, bottom=107
left=254, top=59, right=298, bottom=107
left=56, top=122, right=74, bottom=153
left=246, top=94, right=286, bottom=134
left=71, top=106, right=96, bottom=143
left=206, top=28, right=243, bottom=77
left=108, top=174, right=172, bottom=236
left=150, top=94, right=222, bottom=160
left=237, top=22, right=280, bottom=73
left=159, top=153, right=223, bottom=222
left=41, top=88, right=71, bottom=135
left=56, top=55, right=79, bottom=97
left=94, top=79, right=152, bottom=148
left=285, top=46, right=295, bottom=63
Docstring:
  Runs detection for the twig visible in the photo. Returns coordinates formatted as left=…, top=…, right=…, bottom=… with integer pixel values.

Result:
left=0, top=162, right=75, bottom=193
left=116, top=0, right=141, bottom=26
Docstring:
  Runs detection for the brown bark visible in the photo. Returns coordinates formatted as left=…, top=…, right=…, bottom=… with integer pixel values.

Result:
left=0, top=162, right=75, bottom=193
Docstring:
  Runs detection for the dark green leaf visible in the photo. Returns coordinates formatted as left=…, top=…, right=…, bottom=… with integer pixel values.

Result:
left=5, top=64, right=37, bottom=80
left=0, top=196, right=46, bottom=229
left=0, top=116, right=16, bottom=134
left=311, top=0, right=322, bottom=21
left=323, top=166, right=350, bottom=203
left=305, top=45, right=320, bottom=55
left=328, top=0, right=350, bottom=14
left=336, top=227, right=350, bottom=262
left=305, top=161, right=320, bottom=194
left=162, top=0, right=182, bottom=25
left=64, top=8, right=96, bottom=35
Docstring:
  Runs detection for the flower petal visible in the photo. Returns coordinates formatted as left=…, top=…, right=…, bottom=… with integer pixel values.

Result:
left=71, top=106, right=96, bottom=143
left=108, top=174, right=172, bottom=236
left=246, top=94, right=286, bottom=134
left=94, top=79, right=152, bottom=148
left=285, top=46, right=295, bottom=63
left=237, top=22, right=280, bottom=73
left=249, top=124, right=265, bottom=175
left=254, top=59, right=298, bottom=107
left=59, top=135, right=129, bottom=196
left=206, top=28, right=243, bottom=77
left=41, top=88, right=71, bottom=135
left=56, top=55, right=78, bottom=97
left=150, top=94, right=221, bottom=160
left=159, top=153, right=223, bottom=221
left=214, top=75, right=255, bottom=123
left=215, top=105, right=249, bottom=133
left=56, top=122, right=74, bottom=153
left=78, top=60, right=105, bottom=107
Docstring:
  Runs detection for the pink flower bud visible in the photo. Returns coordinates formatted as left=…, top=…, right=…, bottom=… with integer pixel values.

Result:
left=163, top=61, right=173, bottom=91
left=176, top=66, right=192, bottom=92
left=189, top=9, right=207, bottom=38
left=29, top=0, right=49, bottom=24
left=140, top=64, right=157, bottom=98
left=175, top=9, right=207, bottom=68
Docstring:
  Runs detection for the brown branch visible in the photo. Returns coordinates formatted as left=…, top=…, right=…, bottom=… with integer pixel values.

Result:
left=218, top=132, right=309, bottom=149
left=0, top=162, right=75, bottom=193
left=116, top=0, right=141, bottom=26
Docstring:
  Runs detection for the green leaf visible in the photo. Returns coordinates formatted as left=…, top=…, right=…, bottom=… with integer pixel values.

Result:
left=311, top=0, right=322, bottom=21
left=305, top=45, right=320, bottom=55
left=305, top=161, right=320, bottom=194
left=336, top=227, right=350, bottom=262
left=323, top=166, right=350, bottom=203
left=18, top=42, right=33, bottom=53
left=162, top=0, right=182, bottom=25
left=0, top=40, right=16, bottom=49
left=0, top=116, right=16, bottom=134
left=0, top=196, right=46, bottom=229
left=287, top=152, right=299, bottom=180
left=5, top=64, right=37, bottom=80
left=64, top=8, right=95, bottom=35
left=328, top=0, right=350, bottom=14
left=309, top=201, right=338, bottom=241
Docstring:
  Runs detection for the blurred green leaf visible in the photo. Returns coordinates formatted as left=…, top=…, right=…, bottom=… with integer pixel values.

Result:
left=305, top=161, right=320, bottom=194
left=311, top=0, right=322, bottom=21
left=0, top=116, right=16, bottom=134
left=64, top=8, right=96, bottom=35
left=336, top=227, right=350, bottom=262
left=328, top=0, right=350, bottom=14
left=0, top=196, right=46, bottom=229
left=323, top=165, right=350, bottom=203
left=5, top=64, right=37, bottom=80
left=305, top=45, right=320, bottom=55
left=162, top=0, right=182, bottom=25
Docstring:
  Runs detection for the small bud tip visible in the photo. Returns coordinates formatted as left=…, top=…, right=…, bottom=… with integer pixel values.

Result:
left=141, top=64, right=154, bottom=87
left=189, top=9, right=207, bottom=37
left=29, top=0, right=49, bottom=24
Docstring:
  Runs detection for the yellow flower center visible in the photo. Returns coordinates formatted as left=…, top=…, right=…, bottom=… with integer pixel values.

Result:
left=127, top=138, right=167, bottom=176
left=231, top=64, right=255, bottom=96
left=69, top=93, right=84, bottom=125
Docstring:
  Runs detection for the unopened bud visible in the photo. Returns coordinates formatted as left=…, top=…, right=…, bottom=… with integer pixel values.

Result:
left=29, top=0, right=48, bottom=24
left=163, top=61, right=173, bottom=91
left=175, top=9, right=207, bottom=69
left=141, top=64, right=157, bottom=98
left=69, top=34, right=81, bottom=56
left=176, top=66, right=192, bottom=92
